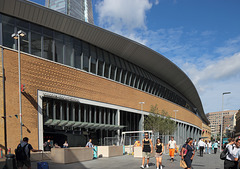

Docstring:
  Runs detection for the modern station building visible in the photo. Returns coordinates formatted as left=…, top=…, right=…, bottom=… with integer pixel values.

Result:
left=0, top=0, right=209, bottom=152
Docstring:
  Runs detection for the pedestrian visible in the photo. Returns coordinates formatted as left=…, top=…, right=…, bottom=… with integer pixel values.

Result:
left=198, top=138, right=205, bottom=157
left=15, top=137, right=42, bottom=169
left=63, top=140, right=68, bottom=148
left=212, top=141, right=218, bottom=154
left=181, top=137, right=195, bottom=169
left=44, top=140, right=52, bottom=151
left=205, top=140, right=208, bottom=154
left=224, top=138, right=240, bottom=169
left=86, top=139, right=94, bottom=148
left=167, top=136, right=177, bottom=162
left=155, top=138, right=164, bottom=169
left=208, top=141, right=212, bottom=154
left=194, top=139, right=197, bottom=152
left=141, top=133, right=153, bottom=168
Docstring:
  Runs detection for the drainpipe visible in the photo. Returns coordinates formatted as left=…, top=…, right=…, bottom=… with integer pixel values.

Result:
left=1, top=47, right=7, bottom=155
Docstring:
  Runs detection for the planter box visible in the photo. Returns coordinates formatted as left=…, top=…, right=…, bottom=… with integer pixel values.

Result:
left=133, top=146, right=155, bottom=158
left=51, top=147, right=93, bottom=164
left=97, top=146, right=123, bottom=158
left=30, top=152, right=51, bottom=161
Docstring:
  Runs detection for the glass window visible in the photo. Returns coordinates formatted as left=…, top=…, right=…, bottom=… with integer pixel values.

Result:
left=130, top=74, right=136, bottom=86
left=82, top=41, right=89, bottom=71
left=2, top=23, right=15, bottom=49
left=73, top=38, right=82, bottom=69
left=16, top=19, right=30, bottom=53
left=2, top=15, right=15, bottom=49
left=90, top=45, right=97, bottom=74
left=31, top=32, right=41, bottom=57
left=97, top=48, right=104, bottom=76
left=103, top=51, right=110, bottom=78
left=64, top=35, right=74, bottom=66
left=126, top=71, right=131, bottom=85
left=43, top=35, right=53, bottom=60
left=121, top=70, right=127, bottom=84
left=109, top=53, right=116, bottom=80
left=54, top=32, right=63, bottom=63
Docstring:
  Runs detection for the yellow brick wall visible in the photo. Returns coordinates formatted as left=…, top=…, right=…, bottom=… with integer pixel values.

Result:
left=2, top=48, right=204, bottom=150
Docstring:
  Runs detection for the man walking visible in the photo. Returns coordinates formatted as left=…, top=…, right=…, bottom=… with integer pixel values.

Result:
left=141, top=133, right=153, bottom=168
left=198, top=139, right=205, bottom=157
left=167, top=136, right=177, bottom=162
left=15, top=137, right=42, bottom=169
left=225, top=138, right=240, bottom=169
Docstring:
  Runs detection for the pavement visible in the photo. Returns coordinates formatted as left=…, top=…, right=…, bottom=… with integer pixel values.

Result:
left=28, top=151, right=224, bottom=169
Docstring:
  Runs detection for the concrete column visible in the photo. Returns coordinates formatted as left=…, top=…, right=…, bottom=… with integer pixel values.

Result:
left=60, top=102, right=63, bottom=120
left=103, top=108, right=106, bottom=124
left=139, top=114, right=144, bottom=142
left=177, top=122, right=180, bottom=144
left=84, top=105, right=86, bottom=122
left=72, top=103, right=75, bottom=121
left=89, top=105, right=92, bottom=123
left=108, top=109, right=111, bottom=124
left=94, top=107, right=96, bottom=123
left=66, top=102, right=69, bottom=121
left=112, top=111, right=115, bottom=125
left=53, top=100, right=56, bottom=120
left=46, top=100, right=49, bottom=118
left=117, top=109, right=120, bottom=145
left=78, top=104, right=81, bottom=122
left=99, top=108, right=102, bottom=124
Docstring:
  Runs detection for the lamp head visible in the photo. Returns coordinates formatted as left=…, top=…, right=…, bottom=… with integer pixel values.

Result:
left=11, top=33, right=18, bottom=39
left=18, top=30, right=26, bottom=37
left=223, top=92, right=231, bottom=95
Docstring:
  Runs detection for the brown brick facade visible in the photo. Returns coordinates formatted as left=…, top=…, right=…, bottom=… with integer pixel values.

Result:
left=1, top=47, right=203, bottom=150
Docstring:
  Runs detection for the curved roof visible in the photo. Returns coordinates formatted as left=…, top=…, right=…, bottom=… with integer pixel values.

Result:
left=0, top=0, right=209, bottom=124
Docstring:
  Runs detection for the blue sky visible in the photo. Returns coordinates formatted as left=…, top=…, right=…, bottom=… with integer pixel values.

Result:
left=30, top=0, right=240, bottom=114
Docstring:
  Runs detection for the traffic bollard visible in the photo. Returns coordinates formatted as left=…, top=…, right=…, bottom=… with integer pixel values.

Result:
left=5, top=154, right=17, bottom=169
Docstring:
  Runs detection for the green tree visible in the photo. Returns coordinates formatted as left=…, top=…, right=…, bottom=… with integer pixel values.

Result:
left=144, top=104, right=177, bottom=135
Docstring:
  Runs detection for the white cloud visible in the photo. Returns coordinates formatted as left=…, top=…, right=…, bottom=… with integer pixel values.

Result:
left=95, top=0, right=155, bottom=44
left=183, top=53, right=240, bottom=113
left=96, top=0, right=152, bottom=31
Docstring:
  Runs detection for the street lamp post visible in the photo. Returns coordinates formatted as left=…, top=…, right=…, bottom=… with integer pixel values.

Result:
left=12, top=30, right=26, bottom=141
left=220, top=92, right=231, bottom=152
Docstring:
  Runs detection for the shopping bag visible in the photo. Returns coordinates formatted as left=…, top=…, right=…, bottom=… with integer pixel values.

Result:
left=180, top=159, right=187, bottom=168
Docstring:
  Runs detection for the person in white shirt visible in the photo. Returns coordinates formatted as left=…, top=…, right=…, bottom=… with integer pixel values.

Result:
left=208, top=141, right=212, bottom=154
left=225, top=139, right=240, bottom=169
left=167, top=136, right=177, bottom=162
left=198, top=139, right=205, bottom=157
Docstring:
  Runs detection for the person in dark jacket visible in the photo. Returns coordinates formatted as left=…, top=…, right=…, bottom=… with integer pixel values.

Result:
left=181, top=138, right=195, bottom=169
left=44, top=140, right=52, bottom=151
left=16, top=137, right=42, bottom=169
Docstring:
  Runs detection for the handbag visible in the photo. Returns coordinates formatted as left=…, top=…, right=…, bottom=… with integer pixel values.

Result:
left=180, top=159, right=187, bottom=168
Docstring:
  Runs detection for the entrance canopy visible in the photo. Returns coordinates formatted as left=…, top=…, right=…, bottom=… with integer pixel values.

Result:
left=44, top=119, right=125, bottom=131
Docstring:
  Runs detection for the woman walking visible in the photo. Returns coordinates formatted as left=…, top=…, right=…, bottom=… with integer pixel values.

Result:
left=181, top=138, right=195, bottom=169
left=155, top=138, right=164, bottom=169
left=205, top=140, right=208, bottom=154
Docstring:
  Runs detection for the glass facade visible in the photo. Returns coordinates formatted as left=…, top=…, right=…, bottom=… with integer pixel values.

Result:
left=45, top=0, right=94, bottom=24
left=0, top=13, right=198, bottom=115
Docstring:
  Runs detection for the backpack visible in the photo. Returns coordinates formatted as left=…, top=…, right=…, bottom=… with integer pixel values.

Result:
left=220, top=145, right=233, bottom=160
left=15, top=144, right=28, bottom=161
